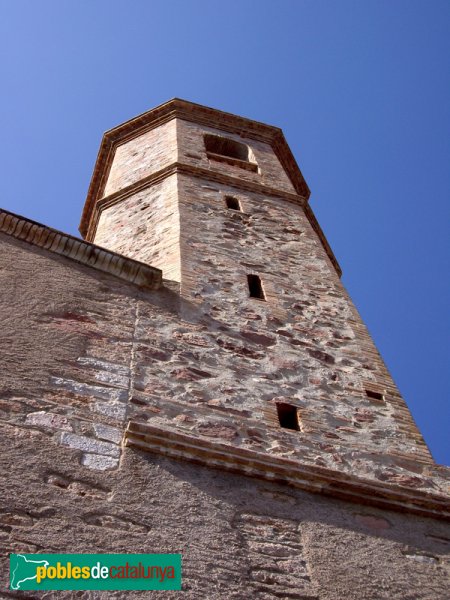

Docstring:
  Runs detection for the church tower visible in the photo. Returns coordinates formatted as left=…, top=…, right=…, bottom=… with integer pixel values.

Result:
left=1, top=99, right=448, bottom=599
left=80, top=99, right=440, bottom=495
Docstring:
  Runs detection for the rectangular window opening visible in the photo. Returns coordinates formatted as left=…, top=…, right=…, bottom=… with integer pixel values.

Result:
left=204, top=134, right=259, bottom=173
left=366, top=389, right=384, bottom=402
left=276, top=403, right=300, bottom=431
left=247, top=274, right=265, bottom=300
left=225, top=196, right=241, bottom=211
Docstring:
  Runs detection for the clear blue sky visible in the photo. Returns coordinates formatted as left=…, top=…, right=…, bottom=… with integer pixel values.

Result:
left=1, top=1, right=448, bottom=464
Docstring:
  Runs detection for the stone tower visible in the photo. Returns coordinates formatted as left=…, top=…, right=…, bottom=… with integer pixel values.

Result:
left=0, top=99, right=449, bottom=599
left=80, top=99, right=437, bottom=490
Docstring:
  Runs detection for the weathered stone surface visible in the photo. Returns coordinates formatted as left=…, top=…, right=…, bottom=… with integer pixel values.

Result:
left=1, top=431, right=449, bottom=600
left=80, top=454, right=119, bottom=471
left=0, top=100, right=449, bottom=599
left=60, top=432, right=120, bottom=457
left=94, top=423, right=123, bottom=444
left=93, top=401, right=127, bottom=421
left=51, top=377, right=128, bottom=402
left=354, top=513, right=392, bottom=531
left=197, top=423, right=238, bottom=440
left=96, top=176, right=180, bottom=281
left=25, top=411, right=72, bottom=431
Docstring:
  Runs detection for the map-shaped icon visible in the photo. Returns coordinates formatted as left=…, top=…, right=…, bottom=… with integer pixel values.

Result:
left=10, top=554, right=49, bottom=590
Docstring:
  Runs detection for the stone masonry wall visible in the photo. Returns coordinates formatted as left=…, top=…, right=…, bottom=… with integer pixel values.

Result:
left=1, top=225, right=446, bottom=494
left=103, top=119, right=177, bottom=197
left=1, top=232, right=449, bottom=599
left=137, top=171, right=437, bottom=491
left=0, top=232, right=137, bottom=472
left=2, top=437, right=450, bottom=600
left=95, top=175, right=181, bottom=281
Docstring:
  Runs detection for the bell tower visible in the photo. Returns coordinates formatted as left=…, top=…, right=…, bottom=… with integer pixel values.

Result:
left=1, top=99, right=448, bottom=598
left=80, top=99, right=446, bottom=514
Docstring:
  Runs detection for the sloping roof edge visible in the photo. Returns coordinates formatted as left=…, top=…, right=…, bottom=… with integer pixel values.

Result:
left=0, top=208, right=162, bottom=290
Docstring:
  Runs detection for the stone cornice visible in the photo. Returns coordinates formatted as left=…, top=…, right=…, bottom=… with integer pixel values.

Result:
left=0, top=208, right=162, bottom=290
left=79, top=98, right=311, bottom=237
left=85, top=162, right=305, bottom=237
left=125, top=420, right=450, bottom=521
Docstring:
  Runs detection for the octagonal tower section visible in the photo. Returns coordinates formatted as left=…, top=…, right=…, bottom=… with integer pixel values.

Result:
left=80, top=99, right=337, bottom=290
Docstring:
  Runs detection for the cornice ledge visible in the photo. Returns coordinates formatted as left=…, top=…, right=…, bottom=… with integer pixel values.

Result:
left=0, top=208, right=162, bottom=291
left=84, top=160, right=341, bottom=277
left=85, top=162, right=306, bottom=240
left=105, top=98, right=284, bottom=145
left=125, top=420, right=450, bottom=521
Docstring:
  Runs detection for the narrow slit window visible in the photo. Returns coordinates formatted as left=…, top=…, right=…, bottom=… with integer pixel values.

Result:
left=225, top=196, right=241, bottom=211
left=276, top=403, right=300, bottom=431
left=366, top=389, right=384, bottom=402
left=247, top=274, right=265, bottom=300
